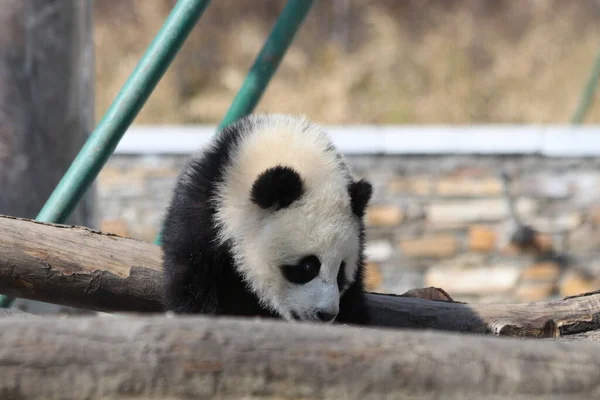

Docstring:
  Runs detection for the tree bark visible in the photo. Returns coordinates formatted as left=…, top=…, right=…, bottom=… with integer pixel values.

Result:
left=0, top=0, right=95, bottom=225
left=1, top=214, right=600, bottom=338
left=0, top=0, right=95, bottom=314
left=0, top=315, right=599, bottom=399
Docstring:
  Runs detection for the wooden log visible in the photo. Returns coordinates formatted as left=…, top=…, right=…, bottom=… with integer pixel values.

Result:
left=0, top=308, right=38, bottom=319
left=0, top=315, right=599, bottom=399
left=1, top=214, right=600, bottom=337
left=0, top=214, right=163, bottom=313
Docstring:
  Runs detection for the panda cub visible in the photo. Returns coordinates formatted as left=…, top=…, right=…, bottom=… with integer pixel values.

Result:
left=161, top=114, right=373, bottom=325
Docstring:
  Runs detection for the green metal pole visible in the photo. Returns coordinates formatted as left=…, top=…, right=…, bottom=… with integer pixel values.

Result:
left=217, top=0, right=317, bottom=130
left=153, top=0, right=316, bottom=245
left=37, top=0, right=212, bottom=224
left=0, top=0, right=212, bottom=308
left=571, top=45, right=600, bottom=124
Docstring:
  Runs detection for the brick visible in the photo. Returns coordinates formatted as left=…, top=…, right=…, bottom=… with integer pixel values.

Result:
left=377, top=267, right=425, bottom=295
left=99, top=219, right=129, bottom=237
left=399, top=234, right=459, bottom=258
left=589, top=205, right=600, bottom=226
left=436, top=177, right=504, bottom=196
left=424, top=265, right=521, bottom=295
left=148, top=167, right=180, bottom=178
left=130, top=225, right=159, bottom=242
left=501, top=230, right=556, bottom=255
left=448, top=167, right=493, bottom=178
left=98, top=166, right=148, bottom=183
left=571, top=172, right=600, bottom=206
left=363, top=262, right=383, bottom=291
left=559, top=271, right=599, bottom=297
left=364, top=240, right=394, bottom=263
left=97, top=165, right=179, bottom=198
left=366, top=205, right=404, bottom=227
left=529, top=213, right=582, bottom=232
left=492, top=221, right=513, bottom=251
left=97, top=167, right=123, bottom=182
left=467, top=225, right=497, bottom=252
left=404, top=203, right=426, bottom=220
left=387, top=177, right=433, bottom=196
left=520, top=173, right=573, bottom=199
left=514, top=281, right=555, bottom=301
left=532, top=232, right=555, bottom=253
left=427, top=198, right=536, bottom=224
left=568, top=225, right=600, bottom=252
left=97, top=169, right=145, bottom=198
left=424, top=221, right=470, bottom=231
left=446, top=252, right=488, bottom=267
left=520, top=262, right=560, bottom=282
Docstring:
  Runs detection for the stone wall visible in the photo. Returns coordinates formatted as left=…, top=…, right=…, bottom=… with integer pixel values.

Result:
left=97, top=153, right=600, bottom=304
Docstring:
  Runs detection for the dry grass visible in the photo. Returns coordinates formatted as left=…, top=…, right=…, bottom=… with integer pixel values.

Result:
left=94, top=0, right=600, bottom=125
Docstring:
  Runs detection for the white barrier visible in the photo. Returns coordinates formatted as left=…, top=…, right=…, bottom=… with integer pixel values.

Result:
left=114, top=125, right=600, bottom=156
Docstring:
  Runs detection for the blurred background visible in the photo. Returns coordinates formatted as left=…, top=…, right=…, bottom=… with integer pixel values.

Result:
left=95, top=0, right=600, bottom=125
left=3, top=0, right=600, bottom=313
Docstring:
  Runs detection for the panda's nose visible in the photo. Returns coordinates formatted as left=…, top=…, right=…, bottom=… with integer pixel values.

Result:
left=316, top=310, right=337, bottom=322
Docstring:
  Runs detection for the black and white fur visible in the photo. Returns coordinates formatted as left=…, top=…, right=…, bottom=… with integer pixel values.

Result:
left=161, top=114, right=373, bottom=325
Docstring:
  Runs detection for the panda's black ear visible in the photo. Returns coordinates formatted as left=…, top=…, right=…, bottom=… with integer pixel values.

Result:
left=251, top=166, right=304, bottom=211
left=348, top=179, right=372, bottom=218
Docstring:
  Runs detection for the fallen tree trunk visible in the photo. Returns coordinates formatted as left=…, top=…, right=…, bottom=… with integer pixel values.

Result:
left=0, top=315, right=599, bottom=399
left=0, top=214, right=599, bottom=337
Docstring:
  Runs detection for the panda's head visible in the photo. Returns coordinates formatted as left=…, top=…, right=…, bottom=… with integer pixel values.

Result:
left=213, top=115, right=372, bottom=323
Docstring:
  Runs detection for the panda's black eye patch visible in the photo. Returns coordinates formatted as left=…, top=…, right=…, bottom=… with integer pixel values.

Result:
left=337, top=261, right=346, bottom=290
left=280, top=255, right=321, bottom=284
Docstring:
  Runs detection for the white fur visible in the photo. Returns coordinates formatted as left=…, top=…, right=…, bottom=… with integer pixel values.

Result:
left=212, top=114, right=361, bottom=322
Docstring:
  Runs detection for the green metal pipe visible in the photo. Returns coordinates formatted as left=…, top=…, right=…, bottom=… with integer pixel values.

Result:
left=37, top=0, right=212, bottom=224
left=153, top=0, right=316, bottom=246
left=217, top=0, right=317, bottom=130
left=0, top=0, right=212, bottom=308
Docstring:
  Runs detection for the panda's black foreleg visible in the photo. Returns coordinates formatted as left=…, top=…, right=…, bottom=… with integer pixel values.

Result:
left=336, top=281, right=370, bottom=326
left=162, top=256, right=220, bottom=315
